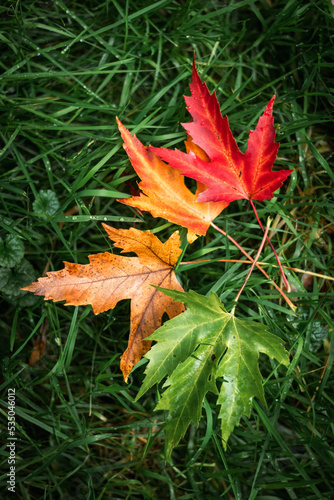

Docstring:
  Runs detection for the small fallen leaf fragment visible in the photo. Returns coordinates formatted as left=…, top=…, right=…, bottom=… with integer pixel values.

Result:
left=116, top=118, right=228, bottom=243
left=22, top=226, right=185, bottom=381
left=136, top=288, right=290, bottom=457
left=29, top=335, right=47, bottom=367
left=149, top=59, right=293, bottom=203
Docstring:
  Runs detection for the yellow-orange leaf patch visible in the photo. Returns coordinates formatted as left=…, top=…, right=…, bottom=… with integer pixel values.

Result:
left=117, top=119, right=228, bottom=243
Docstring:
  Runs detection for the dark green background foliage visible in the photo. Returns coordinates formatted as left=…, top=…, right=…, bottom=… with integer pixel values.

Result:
left=1, top=0, right=333, bottom=498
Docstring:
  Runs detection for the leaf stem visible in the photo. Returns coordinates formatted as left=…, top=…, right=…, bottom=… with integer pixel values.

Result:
left=231, top=217, right=271, bottom=314
left=249, top=199, right=291, bottom=293
left=210, top=221, right=296, bottom=312
left=179, top=260, right=334, bottom=282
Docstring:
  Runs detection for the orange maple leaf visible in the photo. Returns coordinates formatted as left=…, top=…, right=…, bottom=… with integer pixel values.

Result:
left=116, top=118, right=228, bottom=243
left=22, top=225, right=185, bottom=382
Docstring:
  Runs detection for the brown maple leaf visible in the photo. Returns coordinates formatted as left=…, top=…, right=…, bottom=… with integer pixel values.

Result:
left=22, top=225, right=185, bottom=382
left=116, top=118, right=228, bottom=243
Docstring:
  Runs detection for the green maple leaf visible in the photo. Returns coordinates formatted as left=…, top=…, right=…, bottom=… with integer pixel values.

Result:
left=136, top=288, right=290, bottom=457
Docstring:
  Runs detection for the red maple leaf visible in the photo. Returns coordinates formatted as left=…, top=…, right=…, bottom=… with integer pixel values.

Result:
left=148, top=58, right=293, bottom=203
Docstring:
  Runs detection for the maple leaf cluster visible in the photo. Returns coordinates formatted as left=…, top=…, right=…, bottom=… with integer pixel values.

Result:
left=23, top=58, right=292, bottom=453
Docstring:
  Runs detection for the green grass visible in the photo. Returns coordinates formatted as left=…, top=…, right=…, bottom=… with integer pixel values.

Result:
left=1, top=0, right=334, bottom=498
